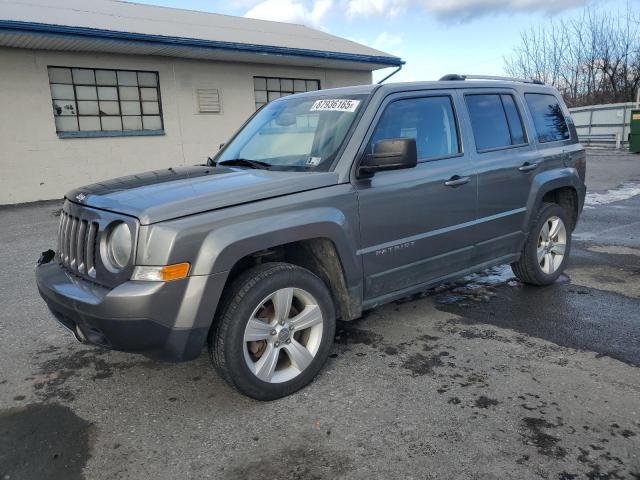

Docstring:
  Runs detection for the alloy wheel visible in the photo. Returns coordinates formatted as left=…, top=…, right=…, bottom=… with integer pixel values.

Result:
left=243, top=287, right=324, bottom=383
left=537, top=215, right=567, bottom=274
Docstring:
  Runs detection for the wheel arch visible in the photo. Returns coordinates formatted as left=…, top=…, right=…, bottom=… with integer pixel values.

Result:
left=223, top=238, right=362, bottom=322
left=192, top=209, right=364, bottom=323
left=523, top=169, right=583, bottom=234
left=541, top=186, right=579, bottom=230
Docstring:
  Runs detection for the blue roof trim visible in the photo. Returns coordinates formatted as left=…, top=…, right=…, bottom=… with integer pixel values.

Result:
left=0, top=20, right=404, bottom=67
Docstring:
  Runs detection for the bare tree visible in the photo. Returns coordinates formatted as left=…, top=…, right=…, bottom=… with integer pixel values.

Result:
left=504, top=3, right=640, bottom=106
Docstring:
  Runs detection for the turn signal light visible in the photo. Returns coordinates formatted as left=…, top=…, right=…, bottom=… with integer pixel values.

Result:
left=131, top=263, right=190, bottom=282
left=161, top=263, right=191, bottom=281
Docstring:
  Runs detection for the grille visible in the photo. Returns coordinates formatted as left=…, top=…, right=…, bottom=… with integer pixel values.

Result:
left=57, top=211, right=99, bottom=277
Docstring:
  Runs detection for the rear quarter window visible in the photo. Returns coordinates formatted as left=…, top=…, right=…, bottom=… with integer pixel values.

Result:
left=525, top=93, right=570, bottom=143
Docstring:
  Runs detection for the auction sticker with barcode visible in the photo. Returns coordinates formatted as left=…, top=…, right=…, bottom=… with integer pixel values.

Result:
left=310, top=99, right=360, bottom=112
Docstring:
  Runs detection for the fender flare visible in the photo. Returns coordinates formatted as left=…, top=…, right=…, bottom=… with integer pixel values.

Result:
left=190, top=206, right=362, bottom=289
left=522, top=167, right=584, bottom=233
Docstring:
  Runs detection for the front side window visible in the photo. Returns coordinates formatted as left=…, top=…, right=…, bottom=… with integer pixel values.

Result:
left=466, top=94, right=527, bottom=151
left=253, top=77, right=320, bottom=110
left=216, top=94, right=366, bottom=171
left=48, top=66, right=163, bottom=134
left=368, top=96, right=460, bottom=161
left=525, top=93, right=570, bottom=143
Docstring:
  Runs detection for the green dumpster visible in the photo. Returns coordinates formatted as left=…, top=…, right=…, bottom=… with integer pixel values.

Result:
left=631, top=109, right=640, bottom=153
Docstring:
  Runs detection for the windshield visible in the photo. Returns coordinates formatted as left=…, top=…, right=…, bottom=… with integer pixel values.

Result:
left=215, top=94, right=368, bottom=171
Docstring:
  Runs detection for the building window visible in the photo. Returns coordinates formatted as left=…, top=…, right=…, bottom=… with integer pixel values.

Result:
left=253, top=76, right=320, bottom=110
left=47, top=66, right=164, bottom=137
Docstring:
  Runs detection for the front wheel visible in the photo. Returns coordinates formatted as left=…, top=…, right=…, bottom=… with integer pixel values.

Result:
left=209, top=262, right=336, bottom=400
left=511, top=202, right=571, bottom=286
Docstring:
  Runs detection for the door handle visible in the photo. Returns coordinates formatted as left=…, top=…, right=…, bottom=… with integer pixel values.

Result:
left=444, top=175, right=470, bottom=187
left=518, top=162, right=539, bottom=172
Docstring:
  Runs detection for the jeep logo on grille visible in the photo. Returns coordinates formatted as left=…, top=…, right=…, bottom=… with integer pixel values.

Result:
left=75, top=193, right=86, bottom=202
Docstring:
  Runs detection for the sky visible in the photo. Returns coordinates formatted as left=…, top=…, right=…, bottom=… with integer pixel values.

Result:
left=131, top=0, right=629, bottom=82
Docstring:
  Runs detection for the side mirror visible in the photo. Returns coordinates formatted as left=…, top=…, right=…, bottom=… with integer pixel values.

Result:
left=358, top=138, right=417, bottom=177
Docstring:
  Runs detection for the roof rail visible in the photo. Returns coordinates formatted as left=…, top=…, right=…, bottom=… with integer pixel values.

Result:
left=439, top=74, right=544, bottom=85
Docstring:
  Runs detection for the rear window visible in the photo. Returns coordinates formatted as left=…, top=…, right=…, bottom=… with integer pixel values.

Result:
left=525, top=93, right=570, bottom=143
left=466, top=94, right=527, bottom=151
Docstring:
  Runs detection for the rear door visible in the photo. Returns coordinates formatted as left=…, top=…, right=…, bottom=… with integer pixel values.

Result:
left=463, top=89, right=541, bottom=263
left=354, top=90, right=478, bottom=301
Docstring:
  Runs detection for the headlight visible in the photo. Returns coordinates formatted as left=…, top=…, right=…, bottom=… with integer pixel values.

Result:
left=106, top=222, right=132, bottom=270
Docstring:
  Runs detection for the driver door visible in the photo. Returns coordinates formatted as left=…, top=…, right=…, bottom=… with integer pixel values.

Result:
left=354, top=91, right=478, bottom=301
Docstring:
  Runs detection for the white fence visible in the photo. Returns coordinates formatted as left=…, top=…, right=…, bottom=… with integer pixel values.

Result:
left=569, top=102, right=635, bottom=149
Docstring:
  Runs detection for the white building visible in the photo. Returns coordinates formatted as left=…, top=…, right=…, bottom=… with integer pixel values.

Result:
left=0, top=0, right=401, bottom=204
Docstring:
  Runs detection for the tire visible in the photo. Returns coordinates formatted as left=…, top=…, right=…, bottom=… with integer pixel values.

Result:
left=511, top=202, right=571, bottom=286
left=208, top=262, right=336, bottom=400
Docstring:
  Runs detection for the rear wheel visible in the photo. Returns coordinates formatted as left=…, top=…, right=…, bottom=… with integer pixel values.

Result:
left=209, top=262, right=336, bottom=400
left=511, top=202, right=571, bottom=286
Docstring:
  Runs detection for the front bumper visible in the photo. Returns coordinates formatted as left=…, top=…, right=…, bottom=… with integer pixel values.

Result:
left=35, top=255, right=227, bottom=362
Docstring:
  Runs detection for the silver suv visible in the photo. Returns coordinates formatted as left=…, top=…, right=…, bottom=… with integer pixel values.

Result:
left=36, top=75, right=586, bottom=399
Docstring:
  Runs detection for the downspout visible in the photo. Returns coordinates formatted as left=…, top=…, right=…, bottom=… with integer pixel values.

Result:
left=377, top=64, right=404, bottom=84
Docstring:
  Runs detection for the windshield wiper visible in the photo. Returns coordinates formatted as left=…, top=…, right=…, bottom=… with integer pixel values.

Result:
left=217, top=158, right=271, bottom=170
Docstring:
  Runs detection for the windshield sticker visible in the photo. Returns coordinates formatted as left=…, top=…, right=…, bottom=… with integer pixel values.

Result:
left=307, top=156, right=322, bottom=166
left=310, top=99, right=360, bottom=112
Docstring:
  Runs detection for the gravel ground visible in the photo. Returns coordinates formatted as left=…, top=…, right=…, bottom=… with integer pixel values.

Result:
left=1, top=150, right=639, bottom=480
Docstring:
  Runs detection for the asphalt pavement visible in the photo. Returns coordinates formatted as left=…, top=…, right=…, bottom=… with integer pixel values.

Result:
left=0, top=150, right=639, bottom=480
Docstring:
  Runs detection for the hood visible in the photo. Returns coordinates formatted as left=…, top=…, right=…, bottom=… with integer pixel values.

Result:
left=66, top=166, right=339, bottom=224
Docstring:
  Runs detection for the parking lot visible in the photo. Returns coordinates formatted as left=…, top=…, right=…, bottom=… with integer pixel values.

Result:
left=1, top=150, right=639, bottom=480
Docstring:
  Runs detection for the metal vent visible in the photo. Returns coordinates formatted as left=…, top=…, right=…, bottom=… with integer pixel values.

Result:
left=57, top=211, right=98, bottom=277
left=197, top=88, right=221, bottom=113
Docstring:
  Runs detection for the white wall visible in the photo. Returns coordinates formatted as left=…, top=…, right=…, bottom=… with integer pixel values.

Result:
left=570, top=102, right=634, bottom=146
left=0, top=47, right=371, bottom=204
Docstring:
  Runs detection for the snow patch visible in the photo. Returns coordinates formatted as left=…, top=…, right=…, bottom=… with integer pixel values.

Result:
left=585, top=183, right=640, bottom=206
left=431, top=265, right=518, bottom=306
left=463, top=264, right=516, bottom=287
left=587, top=245, right=640, bottom=256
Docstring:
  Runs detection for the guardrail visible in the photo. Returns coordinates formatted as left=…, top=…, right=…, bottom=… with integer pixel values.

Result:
left=578, top=133, right=622, bottom=149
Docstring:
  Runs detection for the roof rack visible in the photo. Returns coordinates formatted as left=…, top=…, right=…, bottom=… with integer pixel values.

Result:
left=439, top=74, right=544, bottom=85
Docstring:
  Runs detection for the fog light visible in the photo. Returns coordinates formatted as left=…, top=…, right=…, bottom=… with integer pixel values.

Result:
left=131, top=263, right=190, bottom=282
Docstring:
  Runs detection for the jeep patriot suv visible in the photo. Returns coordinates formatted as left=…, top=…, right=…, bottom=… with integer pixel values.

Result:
left=36, top=75, right=586, bottom=400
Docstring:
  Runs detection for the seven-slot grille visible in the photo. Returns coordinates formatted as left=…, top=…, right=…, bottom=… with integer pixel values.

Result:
left=57, top=211, right=99, bottom=277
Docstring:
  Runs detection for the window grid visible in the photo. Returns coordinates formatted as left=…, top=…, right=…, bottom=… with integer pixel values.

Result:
left=253, top=76, right=320, bottom=110
left=48, top=66, right=164, bottom=134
